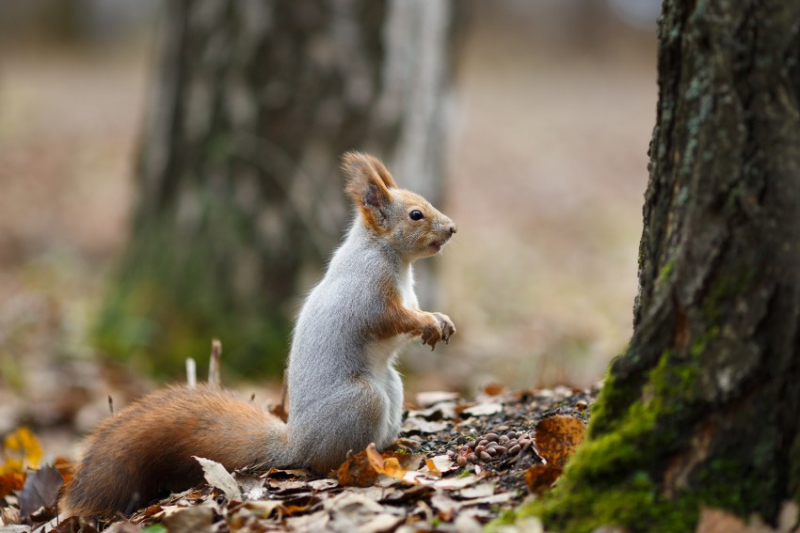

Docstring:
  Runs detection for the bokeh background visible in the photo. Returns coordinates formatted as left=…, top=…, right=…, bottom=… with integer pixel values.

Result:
left=0, top=1, right=658, bottom=452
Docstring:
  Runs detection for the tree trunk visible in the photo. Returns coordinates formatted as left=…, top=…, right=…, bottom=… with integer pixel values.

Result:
left=519, top=1, right=800, bottom=532
left=95, top=0, right=461, bottom=376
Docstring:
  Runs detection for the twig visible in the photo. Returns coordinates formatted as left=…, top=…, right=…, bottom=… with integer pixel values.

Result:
left=208, top=339, right=222, bottom=388
left=108, top=395, right=114, bottom=416
left=186, top=357, right=197, bottom=388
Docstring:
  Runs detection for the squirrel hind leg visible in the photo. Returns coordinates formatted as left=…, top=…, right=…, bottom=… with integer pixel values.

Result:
left=293, top=380, right=397, bottom=474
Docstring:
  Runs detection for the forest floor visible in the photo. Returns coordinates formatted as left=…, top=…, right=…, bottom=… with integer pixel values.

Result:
left=0, top=384, right=596, bottom=532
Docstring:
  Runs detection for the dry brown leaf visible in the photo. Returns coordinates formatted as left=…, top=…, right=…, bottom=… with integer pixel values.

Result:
left=460, top=403, right=503, bottom=417
left=0, top=471, right=26, bottom=498
left=366, top=443, right=407, bottom=480
left=338, top=449, right=379, bottom=487
left=52, top=456, right=73, bottom=486
left=432, top=474, right=485, bottom=491
left=534, top=415, right=586, bottom=468
left=424, top=458, right=441, bottom=477
left=267, top=479, right=310, bottom=494
left=18, top=464, right=64, bottom=518
left=426, top=454, right=457, bottom=474
left=194, top=456, right=242, bottom=501
left=415, top=391, right=459, bottom=407
left=53, top=515, right=96, bottom=533
left=483, top=383, right=507, bottom=396
left=402, top=418, right=450, bottom=434
left=338, top=444, right=421, bottom=487
left=524, top=464, right=563, bottom=495
left=161, top=506, right=214, bottom=533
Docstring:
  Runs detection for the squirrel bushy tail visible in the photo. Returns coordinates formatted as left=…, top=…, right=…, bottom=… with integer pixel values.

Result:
left=62, top=386, right=288, bottom=518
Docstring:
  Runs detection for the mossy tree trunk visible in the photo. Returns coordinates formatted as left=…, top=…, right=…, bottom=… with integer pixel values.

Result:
left=521, top=1, right=800, bottom=532
left=96, top=0, right=461, bottom=377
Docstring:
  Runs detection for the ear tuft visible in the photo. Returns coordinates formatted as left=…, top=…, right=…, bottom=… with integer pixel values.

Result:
left=342, top=152, right=398, bottom=204
left=341, top=152, right=396, bottom=230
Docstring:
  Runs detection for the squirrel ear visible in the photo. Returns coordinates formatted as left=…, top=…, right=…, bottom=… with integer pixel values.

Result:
left=342, top=152, right=395, bottom=231
left=342, top=151, right=395, bottom=207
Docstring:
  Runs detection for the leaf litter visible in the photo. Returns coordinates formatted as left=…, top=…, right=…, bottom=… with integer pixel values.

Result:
left=0, top=384, right=598, bottom=532
left=4, top=385, right=798, bottom=533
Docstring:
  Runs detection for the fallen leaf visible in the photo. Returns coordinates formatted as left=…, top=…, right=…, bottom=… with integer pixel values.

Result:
left=534, top=415, right=586, bottom=468
left=402, top=418, right=450, bottom=434
left=460, top=492, right=515, bottom=507
left=430, top=492, right=461, bottom=521
left=307, top=478, right=338, bottom=491
left=338, top=450, right=379, bottom=487
left=1, top=506, right=21, bottom=525
left=483, top=383, right=507, bottom=396
left=194, top=456, right=242, bottom=501
left=416, top=391, right=459, bottom=407
left=267, top=479, right=311, bottom=494
left=239, top=500, right=284, bottom=519
left=18, top=464, right=64, bottom=517
left=268, top=468, right=313, bottom=479
left=338, top=445, right=422, bottom=487
left=366, top=443, right=407, bottom=480
left=524, top=464, right=562, bottom=495
left=103, top=521, right=141, bottom=533
left=325, top=492, right=404, bottom=533
left=457, top=482, right=496, bottom=499
left=380, top=484, right=433, bottom=503
left=425, top=454, right=457, bottom=474
left=453, top=514, right=486, bottom=533
left=424, top=458, right=441, bottom=477
left=52, top=456, right=74, bottom=486
left=1, top=427, right=43, bottom=474
left=0, top=471, right=26, bottom=498
left=461, top=403, right=503, bottom=417
left=406, top=402, right=458, bottom=421
left=433, top=474, right=485, bottom=490
left=161, top=506, right=214, bottom=533
left=53, top=515, right=96, bottom=533
left=234, top=472, right=266, bottom=500
left=285, top=510, right=331, bottom=531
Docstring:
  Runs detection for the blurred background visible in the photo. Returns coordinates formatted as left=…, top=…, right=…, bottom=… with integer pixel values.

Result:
left=0, top=1, right=658, bottom=453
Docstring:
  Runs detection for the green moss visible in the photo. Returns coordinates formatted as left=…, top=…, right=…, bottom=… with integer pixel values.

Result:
left=516, top=473, right=699, bottom=533
left=658, top=261, right=674, bottom=284
left=502, top=349, right=708, bottom=533
left=701, top=270, right=755, bottom=325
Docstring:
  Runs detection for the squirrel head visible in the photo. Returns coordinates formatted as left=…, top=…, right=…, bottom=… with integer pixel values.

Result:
left=342, top=152, right=457, bottom=262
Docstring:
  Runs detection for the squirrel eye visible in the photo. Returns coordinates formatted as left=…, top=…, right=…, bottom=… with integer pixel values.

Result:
left=409, top=210, right=424, bottom=221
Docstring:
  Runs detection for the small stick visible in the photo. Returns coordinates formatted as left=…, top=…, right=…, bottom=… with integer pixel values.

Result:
left=186, top=357, right=197, bottom=388
left=208, top=339, right=222, bottom=388
left=108, top=395, right=114, bottom=416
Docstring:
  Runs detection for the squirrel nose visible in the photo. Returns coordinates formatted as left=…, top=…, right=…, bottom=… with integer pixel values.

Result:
left=449, top=223, right=457, bottom=235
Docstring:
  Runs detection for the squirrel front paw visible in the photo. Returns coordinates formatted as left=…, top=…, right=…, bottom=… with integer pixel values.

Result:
left=420, top=312, right=456, bottom=350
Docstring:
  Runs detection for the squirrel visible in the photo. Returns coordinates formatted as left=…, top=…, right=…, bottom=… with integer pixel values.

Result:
left=61, top=152, right=457, bottom=518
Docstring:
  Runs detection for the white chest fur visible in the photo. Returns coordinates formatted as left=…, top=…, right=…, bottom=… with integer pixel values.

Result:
left=398, top=265, right=418, bottom=309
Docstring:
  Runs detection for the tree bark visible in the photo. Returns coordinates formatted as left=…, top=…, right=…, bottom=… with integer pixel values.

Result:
left=95, top=0, right=461, bottom=376
left=519, top=1, right=800, bottom=531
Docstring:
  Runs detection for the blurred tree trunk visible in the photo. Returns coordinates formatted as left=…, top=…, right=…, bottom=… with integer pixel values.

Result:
left=520, top=1, right=800, bottom=532
left=96, top=0, right=462, bottom=376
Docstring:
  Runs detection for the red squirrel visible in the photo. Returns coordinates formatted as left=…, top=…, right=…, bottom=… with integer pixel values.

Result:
left=61, top=152, right=457, bottom=518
